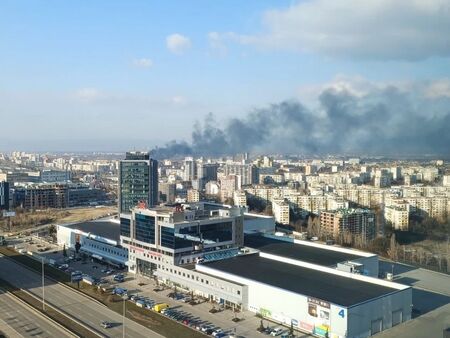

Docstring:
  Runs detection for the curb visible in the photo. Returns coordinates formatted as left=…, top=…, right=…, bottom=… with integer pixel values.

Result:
left=1, top=286, right=79, bottom=338
left=18, top=287, right=106, bottom=338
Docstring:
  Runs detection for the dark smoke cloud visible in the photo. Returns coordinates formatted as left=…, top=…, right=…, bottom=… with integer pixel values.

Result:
left=151, top=85, right=450, bottom=158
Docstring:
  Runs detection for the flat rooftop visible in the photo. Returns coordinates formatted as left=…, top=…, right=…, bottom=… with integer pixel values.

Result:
left=202, top=254, right=401, bottom=307
left=244, top=234, right=363, bottom=266
left=63, top=219, right=120, bottom=242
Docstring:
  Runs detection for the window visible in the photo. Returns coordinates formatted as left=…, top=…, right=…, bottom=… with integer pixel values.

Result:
left=237, top=290, right=240, bottom=295
left=135, top=214, right=156, bottom=244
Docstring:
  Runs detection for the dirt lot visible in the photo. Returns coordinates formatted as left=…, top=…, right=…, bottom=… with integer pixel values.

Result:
left=0, top=206, right=117, bottom=234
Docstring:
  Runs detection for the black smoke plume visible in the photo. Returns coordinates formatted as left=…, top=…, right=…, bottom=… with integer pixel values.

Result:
left=151, top=85, right=450, bottom=158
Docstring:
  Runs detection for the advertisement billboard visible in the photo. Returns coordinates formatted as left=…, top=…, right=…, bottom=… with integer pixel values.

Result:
left=307, top=297, right=331, bottom=337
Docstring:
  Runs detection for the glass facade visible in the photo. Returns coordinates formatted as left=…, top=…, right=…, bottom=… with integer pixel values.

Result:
left=118, top=158, right=158, bottom=213
left=120, top=217, right=131, bottom=237
left=200, top=221, right=233, bottom=242
left=135, top=213, right=155, bottom=244
left=161, top=226, right=196, bottom=250
left=160, top=221, right=233, bottom=250
left=0, top=181, right=9, bottom=210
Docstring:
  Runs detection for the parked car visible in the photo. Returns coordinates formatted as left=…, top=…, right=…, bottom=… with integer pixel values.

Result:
left=264, top=327, right=273, bottom=335
left=112, top=287, right=128, bottom=296
left=270, top=327, right=284, bottom=336
left=201, top=325, right=214, bottom=333
left=152, top=303, right=169, bottom=312
left=212, top=328, right=224, bottom=336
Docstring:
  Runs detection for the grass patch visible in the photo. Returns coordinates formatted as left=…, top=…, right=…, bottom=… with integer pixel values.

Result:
left=0, top=278, right=98, bottom=338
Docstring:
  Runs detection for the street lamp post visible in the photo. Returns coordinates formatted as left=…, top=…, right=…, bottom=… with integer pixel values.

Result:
left=41, top=257, right=45, bottom=310
left=122, top=295, right=126, bottom=338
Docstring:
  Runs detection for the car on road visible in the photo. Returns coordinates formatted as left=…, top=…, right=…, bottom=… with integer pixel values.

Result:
left=100, top=321, right=112, bottom=329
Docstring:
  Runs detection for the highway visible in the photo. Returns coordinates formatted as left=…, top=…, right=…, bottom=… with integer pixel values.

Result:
left=0, top=254, right=164, bottom=338
left=0, top=290, right=74, bottom=338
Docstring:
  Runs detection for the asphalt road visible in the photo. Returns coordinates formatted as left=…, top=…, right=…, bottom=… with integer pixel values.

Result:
left=0, top=290, right=74, bottom=338
left=0, top=254, right=163, bottom=338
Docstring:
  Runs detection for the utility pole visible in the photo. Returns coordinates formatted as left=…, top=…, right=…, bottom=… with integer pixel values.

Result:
left=42, top=257, right=45, bottom=310
left=123, top=295, right=126, bottom=338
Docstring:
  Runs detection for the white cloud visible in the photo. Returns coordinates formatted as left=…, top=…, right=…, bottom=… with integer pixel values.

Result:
left=296, top=76, right=450, bottom=106
left=74, top=88, right=102, bottom=101
left=171, top=96, right=187, bottom=105
left=166, top=33, right=192, bottom=55
left=217, top=0, right=450, bottom=61
left=133, top=58, right=153, bottom=68
left=207, top=32, right=228, bottom=57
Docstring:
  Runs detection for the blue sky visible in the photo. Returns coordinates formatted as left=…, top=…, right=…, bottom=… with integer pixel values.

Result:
left=1, top=0, right=450, bottom=151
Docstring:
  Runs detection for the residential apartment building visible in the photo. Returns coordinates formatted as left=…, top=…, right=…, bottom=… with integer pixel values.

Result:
left=220, top=175, right=240, bottom=201
left=384, top=205, right=409, bottom=231
left=272, top=198, right=290, bottom=225
left=320, top=208, right=376, bottom=241
left=233, top=190, right=247, bottom=207
left=223, top=164, right=258, bottom=186
left=187, top=189, right=200, bottom=203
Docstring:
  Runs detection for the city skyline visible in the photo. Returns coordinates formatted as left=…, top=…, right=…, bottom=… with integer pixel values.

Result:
left=1, top=0, right=450, bottom=154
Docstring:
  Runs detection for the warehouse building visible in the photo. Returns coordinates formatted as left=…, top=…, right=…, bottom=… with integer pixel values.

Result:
left=57, top=219, right=128, bottom=267
left=196, top=252, right=411, bottom=338
left=244, top=234, right=379, bottom=277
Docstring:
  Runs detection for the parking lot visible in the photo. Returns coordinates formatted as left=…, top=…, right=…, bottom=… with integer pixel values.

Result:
left=112, top=275, right=311, bottom=338
left=8, top=235, right=311, bottom=338
left=61, top=259, right=309, bottom=337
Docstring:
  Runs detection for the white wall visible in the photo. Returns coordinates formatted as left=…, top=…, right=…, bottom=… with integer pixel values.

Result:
left=57, top=225, right=127, bottom=264
left=197, top=264, right=348, bottom=337
left=347, top=287, right=412, bottom=338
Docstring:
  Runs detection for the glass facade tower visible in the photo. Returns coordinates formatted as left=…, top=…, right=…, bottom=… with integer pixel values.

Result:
left=118, top=151, right=158, bottom=213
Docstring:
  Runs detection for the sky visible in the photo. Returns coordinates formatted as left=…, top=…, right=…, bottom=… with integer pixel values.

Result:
left=1, top=0, right=450, bottom=153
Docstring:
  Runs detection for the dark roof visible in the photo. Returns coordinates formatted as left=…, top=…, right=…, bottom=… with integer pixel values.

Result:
left=203, top=254, right=400, bottom=307
left=244, top=235, right=363, bottom=266
left=64, top=220, right=120, bottom=242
